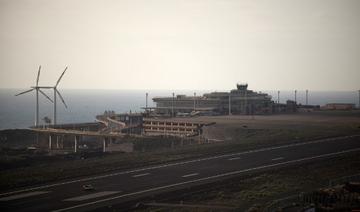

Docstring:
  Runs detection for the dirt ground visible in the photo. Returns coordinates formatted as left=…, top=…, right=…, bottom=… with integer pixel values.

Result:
left=195, top=111, right=360, bottom=141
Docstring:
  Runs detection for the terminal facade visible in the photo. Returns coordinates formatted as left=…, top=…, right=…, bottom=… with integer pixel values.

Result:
left=152, top=84, right=274, bottom=115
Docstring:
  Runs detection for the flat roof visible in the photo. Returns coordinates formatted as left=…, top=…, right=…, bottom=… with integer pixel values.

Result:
left=141, top=106, right=215, bottom=111
left=144, top=117, right=215, bottom=126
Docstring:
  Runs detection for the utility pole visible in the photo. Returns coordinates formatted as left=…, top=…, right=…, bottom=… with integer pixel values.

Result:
left=228, top=93, right=231, bottom=115
left=277, top=90, right=280, bottom=104
left=295, top=90, right=297, bottom=104
left=172, top=92, right=175, bottom=117
left=146, top=92, right=148, bottom=111
left=306, top=89, right=308, bottom=105
left=193, top=92, right=196, bottom=111
left=277, top=90, right=280, bottom=113
left=245, top=89, right=248, bottom=115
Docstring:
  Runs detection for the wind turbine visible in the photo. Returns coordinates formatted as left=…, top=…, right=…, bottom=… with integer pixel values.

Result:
left=38, top=67, right=68, bottom=125
left=15, top=66, right=53, bottom=127
left=51, top=67, right=68, bottom=125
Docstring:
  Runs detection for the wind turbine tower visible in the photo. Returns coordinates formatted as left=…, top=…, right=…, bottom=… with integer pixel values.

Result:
left=52, top=67, right=68, bottom=125
left=15, top=66, right=53, bottom=127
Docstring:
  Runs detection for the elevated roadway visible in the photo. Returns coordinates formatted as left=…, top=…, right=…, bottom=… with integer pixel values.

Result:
left=31, top=128, right=124, bottom=138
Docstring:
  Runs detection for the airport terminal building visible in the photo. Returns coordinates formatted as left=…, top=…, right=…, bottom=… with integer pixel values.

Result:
left=152, top=84, right=274, bottom=115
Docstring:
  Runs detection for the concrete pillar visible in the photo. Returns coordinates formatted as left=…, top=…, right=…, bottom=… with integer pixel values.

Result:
left=103, top=137, right=106, bottom=153
left=61, top=135, right=64, bottom=149
left=49, top=134, right=52, bottom=150
left=198, top=131, right=201, bottom=144
left=36, top=132, right=39, bottom=146
left=74, top=136, right=78, bottom=153
left=56, top=136, right=59, bottom=149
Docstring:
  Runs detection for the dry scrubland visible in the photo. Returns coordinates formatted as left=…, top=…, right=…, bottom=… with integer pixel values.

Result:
left=1, top=111, right=360, bottom=192
left=135, top=152, right=360, bottom=212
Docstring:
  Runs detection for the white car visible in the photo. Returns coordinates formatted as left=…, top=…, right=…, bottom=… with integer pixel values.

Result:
left=82, top=184, right=95, bottom=191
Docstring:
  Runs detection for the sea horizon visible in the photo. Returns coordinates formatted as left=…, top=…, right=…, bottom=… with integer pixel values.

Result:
left=1, top=88, right=359, bottom=130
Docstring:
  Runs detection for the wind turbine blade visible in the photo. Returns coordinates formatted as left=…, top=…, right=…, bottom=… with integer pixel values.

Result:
left=36, top=65, right=41, bottom=86
left=55, top=67, right=67, bottom=87
left=15, top=88, right=34, bottom=96
left=56, top=89, right=68, bottom=108
left=39, top=89, right=53, bottom=103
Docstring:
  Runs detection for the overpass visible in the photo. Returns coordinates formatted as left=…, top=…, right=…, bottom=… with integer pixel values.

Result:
left=30, top=127, right=126, bottom=153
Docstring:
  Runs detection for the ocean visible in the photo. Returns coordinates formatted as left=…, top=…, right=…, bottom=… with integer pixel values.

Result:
left=0, top=89, right=359, bottom=130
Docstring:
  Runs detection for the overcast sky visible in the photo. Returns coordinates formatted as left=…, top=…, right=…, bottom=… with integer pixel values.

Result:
left=0, top=0, right=359, bottom=91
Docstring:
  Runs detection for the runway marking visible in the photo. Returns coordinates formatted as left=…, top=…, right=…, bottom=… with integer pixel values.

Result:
left=64, top=191, right=120, bottom=201
left=52, top=147, right=360, bottom=212
left=2, top=135, right=359, bottom=197
left=182, top=173, right=199, bottom=178
left=228, top=157, right=241, bottom=161
left=0, top=191, right=50, bottom=201
left=272, top=157, right=284, bottom=161
left=144, top=202, right=235, bottom=210
left=132, top=173, right=150, bottom=178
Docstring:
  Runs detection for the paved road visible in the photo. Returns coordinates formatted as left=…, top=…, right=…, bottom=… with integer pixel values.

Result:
left=0, top=135, right=359, bottom=212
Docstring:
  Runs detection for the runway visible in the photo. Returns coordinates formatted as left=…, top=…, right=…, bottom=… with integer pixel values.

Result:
left=0, top=135, right=359, bottom=212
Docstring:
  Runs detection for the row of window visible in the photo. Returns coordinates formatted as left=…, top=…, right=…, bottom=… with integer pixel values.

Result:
left=157, top=102, right=218, bottom=107
left=145, top=127, right=195, bottom=132
left=144, top=122, right=197, bottom=127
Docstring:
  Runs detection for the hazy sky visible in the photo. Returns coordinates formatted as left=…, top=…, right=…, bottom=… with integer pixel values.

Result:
left=0, top=0, right=359, bottom=91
